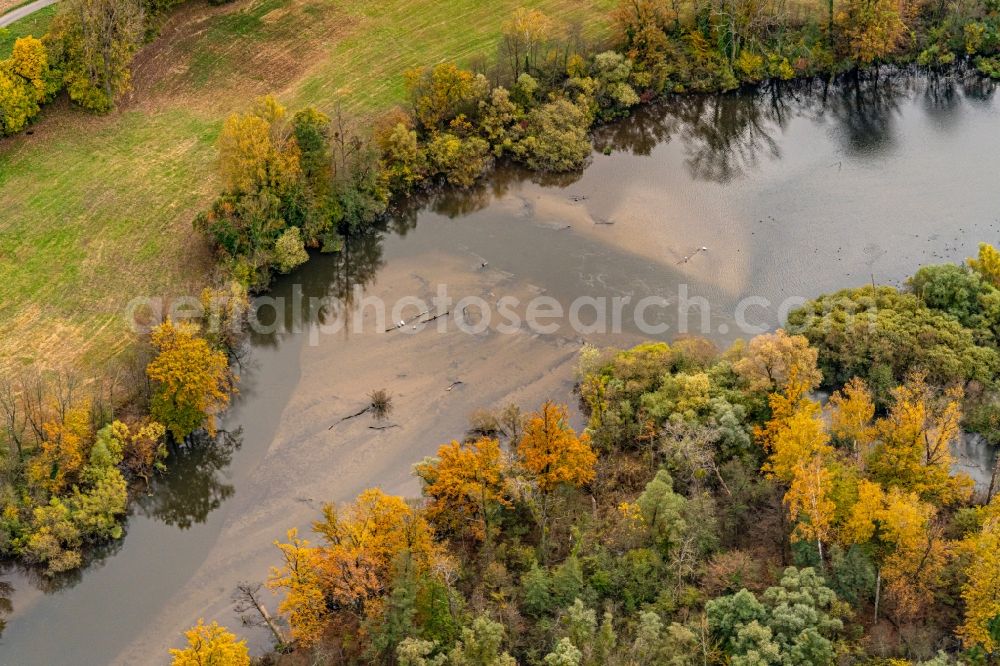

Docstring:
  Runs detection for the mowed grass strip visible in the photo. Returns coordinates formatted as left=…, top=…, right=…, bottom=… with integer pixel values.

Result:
left=0, top=4, right=57, bottom=57
left=0, top=0, right=614, bottom=373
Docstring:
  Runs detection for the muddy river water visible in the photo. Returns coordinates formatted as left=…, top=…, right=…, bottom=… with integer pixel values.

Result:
left=3, top=70, right=1000, bottom=664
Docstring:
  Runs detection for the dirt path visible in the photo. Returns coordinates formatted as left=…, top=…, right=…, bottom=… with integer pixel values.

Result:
left=0, top=0, right=56, bottom=27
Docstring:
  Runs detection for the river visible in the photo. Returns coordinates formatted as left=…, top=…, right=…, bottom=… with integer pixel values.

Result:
left=2, top=69, right=1000, bottom=665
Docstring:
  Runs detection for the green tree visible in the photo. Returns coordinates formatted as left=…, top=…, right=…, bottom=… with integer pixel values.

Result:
left=787, top=286, right=1000, bottom=403
left=636, top=469, right=688, bottom=555
left=707, top=567, right=844, bottom=665
left=513, top=98, right=592, bottom=172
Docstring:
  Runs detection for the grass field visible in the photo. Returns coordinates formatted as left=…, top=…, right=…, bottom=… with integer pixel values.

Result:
left=0, top=4, right=56, bottom=57
left=0, top=0, right=615, bottom=374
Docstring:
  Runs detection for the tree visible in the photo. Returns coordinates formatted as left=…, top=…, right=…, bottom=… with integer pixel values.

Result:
left=478, top=87, right=524, bottom=157
left=636, top=469, right=688, bottom=555
left=909, top=263, right=1000, bottom=341
left=969, top=242, right=1000, bottom=288
left=756, top=390, right=832, bottom=485
left=217, top=96, right=301, bottom=197
left=267, top=529, right=328, bottom=646
left=707, top=568, right=843, bottom=665
left=314, top=489, right=440, bottom=608
left=842, top=481, right=947, bottom=621
left=733, top=329, right=822, bottom=395
left=49, top=0, right=145, bottom=111
left=169, top=619, right=250, bottom=666
left=957, top=498, right=1000, bottom=654
left=512, top=97, right=592, bottom=172
left=426, top=132, right=492, bottom=187
left=612, top=0, right=676, bottom=66
left=787, top=287, right=1000, bottom=403
left=27, top=403, right=92, bottom=494
left=785, top=456, right=835, bottom=564
left=448, top=615, right=517, bottom=666
left=0, top=37, right=50, bottom=135
left=405, top=63, right=488, bottom=131
left=500, top=7, right=556, bottom=81
left=270, top=489, right=441, bottom=647
left=517, top=401, right=596, bottom=556
left=517, top=402, right=596, bottom=494
left=826, top=377, right=875, bottom=459
left=837, top=0, right=910, bottom=64
left=116, top=419, right=167, bottom=483
left=273, top=226, right=309, bottom=273
left=375, top=118, right=426, bottom=191
left=417, top=437, right=512, bottom=548
left=146, top=320, right=235, bottom=441
left=867, top=374, right=972, bottom=506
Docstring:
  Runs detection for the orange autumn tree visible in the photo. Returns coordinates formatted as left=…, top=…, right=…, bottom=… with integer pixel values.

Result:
left=517, top=401, right=596, bottom=493
left=269, top=489, right=440, bottom=647
left=416, top=437, right=512, bottom=548
left=147, top=320, right=235, bottom=442
left=27, top=402, right=92, bottom=494
left=516, top=401, right=596, bottom=558
left=867, top=373, right=972, bottom=506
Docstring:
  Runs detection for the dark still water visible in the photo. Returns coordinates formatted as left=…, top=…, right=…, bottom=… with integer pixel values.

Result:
left=3, top=70, right=1000, bottom=665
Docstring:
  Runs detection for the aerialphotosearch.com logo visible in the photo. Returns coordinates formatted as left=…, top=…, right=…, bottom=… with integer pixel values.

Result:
left=124, top=283, right=823, bottom=344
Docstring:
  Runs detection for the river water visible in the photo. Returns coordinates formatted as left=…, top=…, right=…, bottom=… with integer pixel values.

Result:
left=3, top=69, right=1000, bottom=665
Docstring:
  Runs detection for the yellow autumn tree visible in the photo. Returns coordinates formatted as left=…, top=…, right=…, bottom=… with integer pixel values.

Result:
left=416, top=437, right=512, bottom=546
left=146, top=320, right=235, bottom=442
left=957, top=498, right=1000, bottom=652
left=785, top=455, right=836, bottom=564
left=27, top=403, right=92, bottom=494
left=733, top=329, right=822, bottom=395
left=0, top=36, right=49, bottom=135
left=838, top=0, right=911, bottom=64
left=268, top=529, right=328, bottom=646
left=757, top=384, right=832, bottom=485
left=867, top=374, right=972, bottom=506
left=827, top=377, right=876, bottom=459
left=169, top=619, right=250, bottom=666
left=500, top=7, right=556, bottom=80
left=968, top=242, right=1000, bottom=288
left=269, top=489, right=440, bottom=646
left=217, top=95, right=301, bottom=196
left=313, top=489, right=439, bottom=612
left=843, top=480, right=948, bottom=621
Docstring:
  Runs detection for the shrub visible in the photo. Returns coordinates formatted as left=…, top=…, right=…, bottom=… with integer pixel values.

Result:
left=512, top=98, right=592, bottom=172
left=273, top=226, right=309, bottom=273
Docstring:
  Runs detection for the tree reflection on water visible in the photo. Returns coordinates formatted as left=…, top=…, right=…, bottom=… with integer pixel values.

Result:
left=594, top=67, right=996, bottom=183
left=133, top=429, right=242, bottom=529
left=0, top=578, right=11, bottom=637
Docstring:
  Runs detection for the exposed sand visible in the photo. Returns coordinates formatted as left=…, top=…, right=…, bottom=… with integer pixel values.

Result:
left=116, top=245, right=645, bottom=662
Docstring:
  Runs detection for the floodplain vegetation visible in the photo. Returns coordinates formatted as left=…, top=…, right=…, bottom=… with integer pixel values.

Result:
left=167, top=244, right=1000, bottom=665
